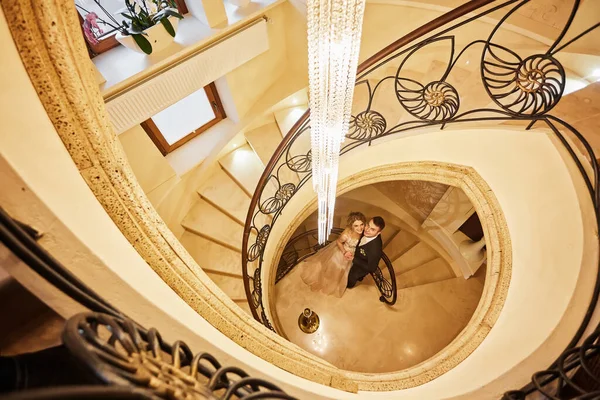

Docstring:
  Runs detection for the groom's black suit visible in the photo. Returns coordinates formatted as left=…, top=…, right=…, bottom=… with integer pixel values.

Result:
left=347, top=234, right=383, bottom=288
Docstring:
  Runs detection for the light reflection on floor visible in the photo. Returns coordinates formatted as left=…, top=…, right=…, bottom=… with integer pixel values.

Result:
left=274, top=267, right=485, bottom=373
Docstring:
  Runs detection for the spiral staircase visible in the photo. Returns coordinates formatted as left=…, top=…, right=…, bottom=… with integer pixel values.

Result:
left=177, top=102, right=484, bottom=314
left=1, top=0, right=600, bottom=399
left=178, top=103, right=309, bottom=314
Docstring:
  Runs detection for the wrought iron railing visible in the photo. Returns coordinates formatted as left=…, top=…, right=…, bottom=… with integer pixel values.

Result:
left=276, top=227, right=397, bottom=304
left=241, top=0, right=600, bottom=397
left=0, top=208, right=296, bottom=400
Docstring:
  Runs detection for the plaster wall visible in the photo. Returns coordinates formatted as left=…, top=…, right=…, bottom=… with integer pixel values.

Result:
left=223, top=3, right=291, bottom=119
left=118, top=125, right=179, bottom=204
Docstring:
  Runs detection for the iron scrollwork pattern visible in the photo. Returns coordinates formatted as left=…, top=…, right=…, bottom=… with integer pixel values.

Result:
left=482, top=47, right=565, bottom=116
left=63, top=312, right=295, bottom=399
left=243, top=2, right=600, bottom=397
left=395, top=37, right=460, bottom=121
left=348, top=110, right=387, bottom=140
left=275, top=228, right=397, bottom=305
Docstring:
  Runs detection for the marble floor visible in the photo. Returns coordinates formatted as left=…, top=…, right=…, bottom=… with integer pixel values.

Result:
left=273, top=266, right=485, bottom=373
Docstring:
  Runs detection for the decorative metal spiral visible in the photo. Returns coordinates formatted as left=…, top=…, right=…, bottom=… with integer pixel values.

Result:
left=247, top=225, right=271, bottom=262
left=482, top=45, right=565, bottom=116
left=371, top=268, right=393, bottom=300
left=62, top=313, right=295, bottom=399
left=250, top=268, right=262, bottom=308
left=286, top=150, right=312, bottom=173
left=260, top=183, right=296, bottom=214
left=347, top=110, right=387, bottom=140
left=395, top=79, right=460, bottom=121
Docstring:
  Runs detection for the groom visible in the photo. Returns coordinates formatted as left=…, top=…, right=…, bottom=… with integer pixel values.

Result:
left=347, top=216, right=385, bottom=288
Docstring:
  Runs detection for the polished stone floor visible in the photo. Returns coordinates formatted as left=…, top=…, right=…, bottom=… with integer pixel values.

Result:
left=274, top=266, right=485, bottom=373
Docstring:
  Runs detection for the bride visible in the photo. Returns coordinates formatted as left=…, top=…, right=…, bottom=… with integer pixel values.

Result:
left=300, top=212, right=366, bottom=297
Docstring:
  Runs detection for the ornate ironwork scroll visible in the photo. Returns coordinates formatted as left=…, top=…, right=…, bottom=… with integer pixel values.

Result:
left=62, top=313, right=295, bottom=399
left=1, top=312, right=296, bottom=399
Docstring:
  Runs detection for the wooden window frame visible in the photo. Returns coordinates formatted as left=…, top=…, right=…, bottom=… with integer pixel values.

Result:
left=77, top=0, right=189, bottom=57
left=141, top=83, right=226, bottom=156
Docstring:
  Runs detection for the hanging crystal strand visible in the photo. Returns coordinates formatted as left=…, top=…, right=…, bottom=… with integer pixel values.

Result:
left=308, top=0, right=366, bottom=244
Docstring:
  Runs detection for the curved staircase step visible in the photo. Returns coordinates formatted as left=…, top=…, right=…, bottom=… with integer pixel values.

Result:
left=181, top=199, right=243, bottom=251
left=219, top=144, right=264, bottom=196
left=397, top=276, right=484, bottom=327
left=197, top=167, right=250, bottom=225
left=245, top=122, right=301, bottom=189
left=179, top=231, right=242, bottom=276
left=274, top=106, right=307, bottom=137
left=397, top=258, right=455, bottom=289
left=393, top=241, right=437, bottom=274
left=384, top=230, right=419, bottom=262
left=245, top=122, right=285, bottom=166
left=275, top=106, right=312, bottom=157
left=205, top=272, right=246, bottom=301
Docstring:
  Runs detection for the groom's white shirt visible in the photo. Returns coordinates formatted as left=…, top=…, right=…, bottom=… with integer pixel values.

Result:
left=359, top=233, right=380, bottom=247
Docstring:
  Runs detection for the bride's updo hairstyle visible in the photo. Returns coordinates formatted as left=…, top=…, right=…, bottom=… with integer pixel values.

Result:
left=346, top=211, right=366, bottom=228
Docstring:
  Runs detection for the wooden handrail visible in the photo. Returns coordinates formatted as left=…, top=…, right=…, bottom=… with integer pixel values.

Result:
left=241, top=0, right=496, bottom=322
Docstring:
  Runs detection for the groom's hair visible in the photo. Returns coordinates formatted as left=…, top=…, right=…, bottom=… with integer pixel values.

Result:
left=372, top=216, right=385, bottom=231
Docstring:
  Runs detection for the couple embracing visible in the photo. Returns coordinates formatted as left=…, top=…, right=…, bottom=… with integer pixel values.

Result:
left=300, top=212, right=386, bottom=298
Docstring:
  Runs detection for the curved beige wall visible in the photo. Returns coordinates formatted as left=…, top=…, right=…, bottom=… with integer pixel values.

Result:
left=261, top=126, right=597, bottom=398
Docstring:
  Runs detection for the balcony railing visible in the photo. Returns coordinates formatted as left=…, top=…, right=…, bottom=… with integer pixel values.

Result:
left=241, top=0, right=600, bottom=397
left=0, top=208, right=296, bottom=400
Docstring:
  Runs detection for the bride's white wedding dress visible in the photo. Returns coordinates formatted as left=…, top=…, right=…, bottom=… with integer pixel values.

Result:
left=299, top=231, right=360, bottom=298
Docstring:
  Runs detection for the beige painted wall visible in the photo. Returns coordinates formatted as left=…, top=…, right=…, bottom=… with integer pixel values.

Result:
left=224, top=3, right=293, bottom=119
left=118, top=125, right=180, bottom=206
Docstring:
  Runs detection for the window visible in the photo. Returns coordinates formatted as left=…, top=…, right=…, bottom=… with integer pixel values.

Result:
left=75, top=0, right=189, bottom=57
left=141, top=83, right=226, bottom=155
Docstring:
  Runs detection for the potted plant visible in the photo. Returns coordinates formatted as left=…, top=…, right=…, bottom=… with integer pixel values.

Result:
left=78, top=0, right=183, bottom=55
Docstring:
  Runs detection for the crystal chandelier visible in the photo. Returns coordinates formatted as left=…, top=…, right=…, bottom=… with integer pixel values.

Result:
left=308, top=0, right=366, bottom=243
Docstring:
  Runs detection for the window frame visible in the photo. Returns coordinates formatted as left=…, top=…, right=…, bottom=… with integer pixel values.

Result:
left=78, top=0, right=189, bottom=57
left=141, top=83, right=226, bottom=156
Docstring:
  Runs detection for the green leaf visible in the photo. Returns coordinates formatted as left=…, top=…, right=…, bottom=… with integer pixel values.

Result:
left=164, top=9, right=183, bottom=19
left=153, top=8, right=183, bottom=22
left=152, top=9, right=167, bottom=20
left=126, top=26, right=145, bottom=35
left=160, top=17, right=176, bottom=37
left=132, top=33, right=153, bottom=54
left=120, top=12, right=134, bottom=20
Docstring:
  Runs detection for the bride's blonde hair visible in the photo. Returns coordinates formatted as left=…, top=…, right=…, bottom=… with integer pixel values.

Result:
left=346, top=211, right=366, bottom=228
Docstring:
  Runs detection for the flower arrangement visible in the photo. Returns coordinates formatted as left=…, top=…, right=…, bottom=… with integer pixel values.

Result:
left=77, top=0, right=183, bottom=54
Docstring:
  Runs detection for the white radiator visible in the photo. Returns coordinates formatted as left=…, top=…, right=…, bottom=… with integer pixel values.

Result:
left=105, top=18, right=269, bottom=134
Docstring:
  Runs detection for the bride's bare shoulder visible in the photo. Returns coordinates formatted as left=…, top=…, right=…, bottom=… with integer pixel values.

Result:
left=339, top=228, right=352, bottom=240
